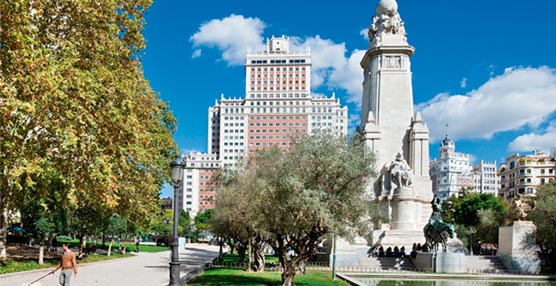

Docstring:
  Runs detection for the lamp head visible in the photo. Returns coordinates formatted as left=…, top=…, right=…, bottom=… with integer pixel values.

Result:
left=170, top=158, right=185, bottom=183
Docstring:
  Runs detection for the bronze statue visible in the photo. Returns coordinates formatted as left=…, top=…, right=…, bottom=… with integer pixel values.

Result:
left=423, top=196, right=455, bottom=253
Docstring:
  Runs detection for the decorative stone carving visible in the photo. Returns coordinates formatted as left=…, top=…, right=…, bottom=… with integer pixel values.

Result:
left=383, top=56, right=401, bottom=69
left=388, top=152, right=413, bottom=189
left=508, top=195, right=536, bottom=222
left=368, top=0, right=407, bottom=44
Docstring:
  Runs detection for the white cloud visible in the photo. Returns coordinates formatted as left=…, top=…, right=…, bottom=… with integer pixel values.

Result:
left=328, top=49, right=366, bottom=105
left=189, top=15, right=367, bottom=107
left=417, top=66, right=556, bottom=142
left=508, top=120, right=556, bottom=152
left=189, top=14, right=266, bottom=65
left=191, top=49, right=202, bottom=58
left=360, top=28, right=369, bottom=40
left=288, top=36, right=365, bottom=105
left=460, top=77, right=467, bottom=88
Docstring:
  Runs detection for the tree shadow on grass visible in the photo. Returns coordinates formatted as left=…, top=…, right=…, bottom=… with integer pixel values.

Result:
left=189, top=269, right=349, bottom=286
left=189, top=268, right=278, bottom=286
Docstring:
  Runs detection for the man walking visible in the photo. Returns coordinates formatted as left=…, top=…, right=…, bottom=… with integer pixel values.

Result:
left=51, top=242, right=78, bottom=286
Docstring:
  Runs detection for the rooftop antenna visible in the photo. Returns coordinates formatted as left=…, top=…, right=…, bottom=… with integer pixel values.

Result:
left=445, top=123, right=449, bottom=140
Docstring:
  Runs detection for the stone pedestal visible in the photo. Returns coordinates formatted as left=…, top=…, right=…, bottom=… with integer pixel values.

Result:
left=391, top=187, right=416, bottom=230
left=413, top=252, right=466, bottom=273
left=497, top=220, right=540, bottom=274
left=370, top=229, right=426, bottom=254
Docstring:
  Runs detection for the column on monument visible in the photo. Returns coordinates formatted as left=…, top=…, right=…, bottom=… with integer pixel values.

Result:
left=409, top=112, right=430, bottom=177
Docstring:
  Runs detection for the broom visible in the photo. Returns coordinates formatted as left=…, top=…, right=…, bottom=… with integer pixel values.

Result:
left=21, top=270, right=53, bottom=286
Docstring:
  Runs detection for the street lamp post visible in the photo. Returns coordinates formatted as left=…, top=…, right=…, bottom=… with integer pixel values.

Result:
left=469, top=226, right=476, bottom=256
left=170, top=158, right=185, bottom=286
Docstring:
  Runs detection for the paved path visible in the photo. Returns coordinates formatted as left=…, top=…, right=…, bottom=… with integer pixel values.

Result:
left=0, top=243, right=220, bottom=286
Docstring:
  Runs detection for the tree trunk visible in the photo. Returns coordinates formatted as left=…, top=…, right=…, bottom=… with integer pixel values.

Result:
left=252, top=240, right=265, bottom=272
left=227, top=239, right=235, bottom=254
left=237, top=244, right=246, bottom=263
left=0, top=190, right=9, bottom=259
left=281, top=262, right=296, bottom=286
left=298, top=258, right=307, bottom=274
left=38, top=233, right=45, bottom=265
left=78, top=235, right=86, bottom=258
left=218, top=238, right=223, bottom=262
left=107, top=237, right=113, bottom=257
left=246, top=237, right=252, bottom=272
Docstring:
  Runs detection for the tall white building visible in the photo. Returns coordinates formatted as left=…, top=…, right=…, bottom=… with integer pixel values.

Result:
left=184, top=35, right=348, bottom=214
left=472, top=160, right=499, bottom=196
left=429, top=135, right=474, bottom=200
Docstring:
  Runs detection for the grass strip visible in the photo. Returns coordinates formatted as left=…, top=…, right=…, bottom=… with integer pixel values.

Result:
left=189, top=267, right=350, bottom=286
left=0, top=252, right=133, bottom=275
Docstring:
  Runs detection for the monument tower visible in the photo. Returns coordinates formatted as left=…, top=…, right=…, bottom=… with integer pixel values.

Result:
left=361, top=0, right=433, bottom=247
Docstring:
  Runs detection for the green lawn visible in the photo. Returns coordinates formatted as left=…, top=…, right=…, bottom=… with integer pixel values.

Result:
left=220, top=254, right=280, bottom=265
left=0, top=252, right=133, bottom=274
left=189, top=268, right=350, bottom=286
left=58, top=240, right=168, bottom=253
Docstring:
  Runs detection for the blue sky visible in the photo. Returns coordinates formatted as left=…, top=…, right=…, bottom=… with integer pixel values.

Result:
left=141, top=0, right=556, bottom=197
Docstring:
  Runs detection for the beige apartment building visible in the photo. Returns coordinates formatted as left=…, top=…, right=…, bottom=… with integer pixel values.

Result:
left=498, top=150, right=556, bottom=200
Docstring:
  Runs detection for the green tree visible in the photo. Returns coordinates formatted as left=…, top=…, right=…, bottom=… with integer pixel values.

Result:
left=454, top=193, right=506, bottom=227
left=529, top=182, right=556, bottom=248
left=447, top=193, right=507, bottom=251
left=211, top=167, right=266, bottom=271
left=194, top=209, right=214, bottom=241
left=178, top=210, right=192, bottom=237
left=215, top=134, right=377, bottom=286
left=0, top=0, right=177, bottom=258
left=150, top=209, right=173, bottom=235
left=105, top=214, right=127, bottom=256
left=35, top=217, right=54, bottom=264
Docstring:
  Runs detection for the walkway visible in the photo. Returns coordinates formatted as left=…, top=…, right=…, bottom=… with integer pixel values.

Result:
left=0, top=243, right=220, bottom=286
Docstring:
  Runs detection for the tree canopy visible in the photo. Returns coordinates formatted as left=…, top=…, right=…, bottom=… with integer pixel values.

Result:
left=0, top=0, right=177, bottom=258
left=442, top=192, right=507, bottom=249
left=529, top=182, right=556, bottom=249
left=212, top=133, right=377, bottom=286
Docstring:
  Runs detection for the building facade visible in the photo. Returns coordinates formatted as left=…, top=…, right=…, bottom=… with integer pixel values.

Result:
left=429, top=135, right=474, bottom=200
left=472, top=160, right=499, bottom=196
left=183, top=36, right=348, bottom=215
left=182, top=152, right=220, bottom=215
left=498, top=150, right=556, bottom=200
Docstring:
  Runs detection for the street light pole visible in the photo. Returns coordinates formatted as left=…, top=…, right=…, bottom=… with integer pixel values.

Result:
left=331, top=234, right=337, bottom=280
left=170, top=158, right=185, bottom=286
left=469, top=226, right=476, bottom=256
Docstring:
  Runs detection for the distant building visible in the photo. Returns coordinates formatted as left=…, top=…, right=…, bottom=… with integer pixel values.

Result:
left=472, top=160, right=499, bottom=196
left=181, top=35, right=348, bottom=215
left=160, top=197, right=172, bottom=211
left=182, top=152, right=220, bottom=216
left=498, top=150, right=556, bottom=200
left=429, top=134, right=474, bottom=200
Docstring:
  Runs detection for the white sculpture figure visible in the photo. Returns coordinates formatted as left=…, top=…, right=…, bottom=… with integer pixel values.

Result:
left=368, top=0, right=406, bottom=43
left=388, top=152, right=413, bottom=189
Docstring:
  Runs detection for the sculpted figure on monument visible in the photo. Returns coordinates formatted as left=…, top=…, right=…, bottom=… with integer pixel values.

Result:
left=508, top=195, right=536, bottom=222
left=368, top=0, right=406, bottom=43
left=388, top=152, right=413, bottom=189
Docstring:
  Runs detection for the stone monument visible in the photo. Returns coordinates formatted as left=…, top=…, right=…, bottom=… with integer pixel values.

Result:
left=498, top=195, right=540, bottom=274
left=333, top=0, right=433, bottom=267
left=361, top=0, right=433, bottom=249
